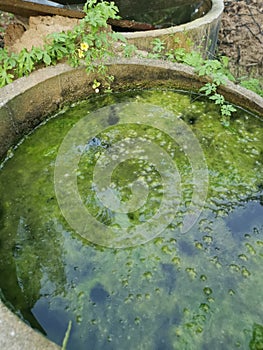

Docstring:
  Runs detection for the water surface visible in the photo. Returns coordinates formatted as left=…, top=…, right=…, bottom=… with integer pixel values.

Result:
left=0, top=89, right=262, bottom=349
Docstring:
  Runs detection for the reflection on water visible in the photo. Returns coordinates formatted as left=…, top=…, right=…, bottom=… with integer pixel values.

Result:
left=0, top=89, right=262, bottom=349
left=37, top=0, right=211, bottom=28
left=112, top=0, right=211, bottom=28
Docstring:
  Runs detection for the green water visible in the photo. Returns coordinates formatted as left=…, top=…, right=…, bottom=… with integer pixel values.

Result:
left=0, top=89, right=263, bottom=349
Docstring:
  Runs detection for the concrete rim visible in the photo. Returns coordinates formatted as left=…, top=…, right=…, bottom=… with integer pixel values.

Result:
left=0, top=58, right=263, bottom=350
left=123, top=0, right=224, bottom=38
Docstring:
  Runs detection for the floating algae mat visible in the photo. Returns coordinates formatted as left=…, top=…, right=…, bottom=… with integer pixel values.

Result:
left=0, top=90, right=263, bottom=349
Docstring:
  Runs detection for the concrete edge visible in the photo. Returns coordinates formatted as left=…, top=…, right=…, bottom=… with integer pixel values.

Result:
left=1, top=57, right=262, bottom=110
left=123, top=0, right=224, bottom=38
left=0, top=302, right=60, bottom=350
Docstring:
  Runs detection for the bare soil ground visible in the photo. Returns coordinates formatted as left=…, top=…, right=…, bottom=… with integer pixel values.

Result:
left=218, top=0, right=262, bottom=78
left=3, top=15, right=79, bottom=53
left=0, top=0, right=262, bottom=78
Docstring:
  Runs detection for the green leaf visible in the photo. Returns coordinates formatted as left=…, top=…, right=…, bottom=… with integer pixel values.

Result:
left=111, top=32, right=127, bottom=43
left=212, top=73, right=226, bottom=86
left=240, top=78, right=263, bottom=97
left=173, top=48, right=187, bottom=62
left=43, top=52, right=52, bottom=65
left=184, top=51, right=203, bottom=68
left=123, top=44, right=137, bottom=58
left=221, top=103, right=237, bottom=116
left=152, top=38, right=165, bottom=53
left=17, top=49, right=35, bottom=77
left=199, top=82, right=217, bottom=95
left=0, top=67, right=14, bottom=87
left=209, top=93, right=225, bottom=105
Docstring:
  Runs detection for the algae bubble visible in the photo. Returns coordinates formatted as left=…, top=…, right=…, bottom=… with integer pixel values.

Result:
left=0, top=89, right=262, bottom=350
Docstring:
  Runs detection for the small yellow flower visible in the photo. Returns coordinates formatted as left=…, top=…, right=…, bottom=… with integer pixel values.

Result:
left=80, top=42, right=89, bottom=51
left=78, top=49, right=84, bottom=58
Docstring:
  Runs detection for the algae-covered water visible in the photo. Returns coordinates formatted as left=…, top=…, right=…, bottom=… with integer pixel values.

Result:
left=0, top=89, right=263, bottom=349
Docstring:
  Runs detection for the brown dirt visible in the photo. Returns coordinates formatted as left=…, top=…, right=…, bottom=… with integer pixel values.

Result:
left=0, top=11, right=13, bottom=48
left=4, top=15, right=79, bottom=53
left=0, top=0, right=262, bottom=78
left=218, top=0, right=263, bottom=78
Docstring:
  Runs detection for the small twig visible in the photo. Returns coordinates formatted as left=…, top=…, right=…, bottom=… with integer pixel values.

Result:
left=237, top=23, right=262, bottom=37
left=247, top=25, right=262, bottom=43
left=62, top=320, right=72, bottom=350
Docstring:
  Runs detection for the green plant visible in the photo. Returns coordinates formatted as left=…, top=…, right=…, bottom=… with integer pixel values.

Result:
left=0, top=60, right=14, bottom=87
left=239, top=78, right=263, bottom=98
left=152, top=38, right=165, bottom=53
left=0, top=0, right=126, bottom=90
left=147, top=41, right=238, bottom=125
left=123, top=43, right=137, bottom=58
left=1, top=2, right=262, bottom=120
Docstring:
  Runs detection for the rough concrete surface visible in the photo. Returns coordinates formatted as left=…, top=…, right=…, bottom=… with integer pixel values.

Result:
left=0, top=303, right=59, bottom=350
